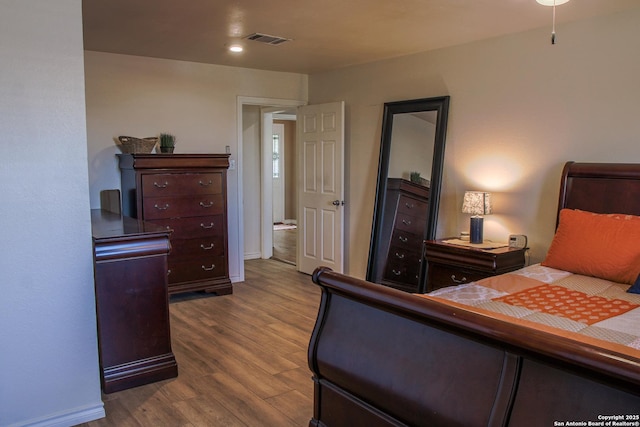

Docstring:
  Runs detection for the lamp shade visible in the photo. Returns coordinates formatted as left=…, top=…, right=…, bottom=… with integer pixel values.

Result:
left=462, top=191, right=492, bottom=216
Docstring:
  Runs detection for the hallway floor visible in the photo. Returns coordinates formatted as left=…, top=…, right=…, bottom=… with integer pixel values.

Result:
left=272, top=228, right=296, bottom=265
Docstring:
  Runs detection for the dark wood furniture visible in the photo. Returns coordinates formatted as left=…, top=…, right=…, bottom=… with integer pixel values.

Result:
left=91, top=209, right=178, bottom=393
left=424, top=240, right=526, bottom=291
left=367, top=97, right=450, bottom=294
left=118, top=153, right=231, bottom=295
left=308, top=162, right=640, bottom=426
left=374, top=178, right=429, bottom=292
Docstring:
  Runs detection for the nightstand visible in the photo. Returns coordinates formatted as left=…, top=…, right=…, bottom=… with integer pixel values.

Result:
left=424, top=239, right=527, bottom=292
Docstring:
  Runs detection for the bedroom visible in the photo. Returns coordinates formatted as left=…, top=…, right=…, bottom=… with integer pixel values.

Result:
left=2, top=1, right=640, bottom=426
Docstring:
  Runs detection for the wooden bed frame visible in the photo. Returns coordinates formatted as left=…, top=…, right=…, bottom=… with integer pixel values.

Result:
left=308, top=162, right=640, bottom=426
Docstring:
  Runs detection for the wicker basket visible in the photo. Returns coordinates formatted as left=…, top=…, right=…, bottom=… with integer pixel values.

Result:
left=117, top=136, right=158, bottom=154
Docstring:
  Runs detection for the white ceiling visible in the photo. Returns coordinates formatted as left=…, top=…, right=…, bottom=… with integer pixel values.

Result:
left=82, top=0, right=640, bottom=74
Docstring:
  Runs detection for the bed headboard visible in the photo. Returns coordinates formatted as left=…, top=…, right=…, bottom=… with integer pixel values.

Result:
left=557, top=161, right=640, bottom=226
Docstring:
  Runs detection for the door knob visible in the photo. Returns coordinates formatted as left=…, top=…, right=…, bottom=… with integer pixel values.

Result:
left=332, top=200, right=345, bottom=206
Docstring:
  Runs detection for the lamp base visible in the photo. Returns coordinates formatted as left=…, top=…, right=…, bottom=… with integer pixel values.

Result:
left=470, top=216, right=484, bottom=244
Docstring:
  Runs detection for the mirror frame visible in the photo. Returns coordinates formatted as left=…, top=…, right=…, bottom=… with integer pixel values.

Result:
left=366, top=96, right=450, bottom=292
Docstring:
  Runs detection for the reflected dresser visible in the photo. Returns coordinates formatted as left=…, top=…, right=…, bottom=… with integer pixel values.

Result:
left=376, top=178, right=430, bottom=292
left=118, top=153, right=232, bottom=295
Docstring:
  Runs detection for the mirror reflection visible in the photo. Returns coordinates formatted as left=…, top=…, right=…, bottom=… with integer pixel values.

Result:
left=367, top=97, right=450, bottom=293
left=388, top=111, right=437, bottom=184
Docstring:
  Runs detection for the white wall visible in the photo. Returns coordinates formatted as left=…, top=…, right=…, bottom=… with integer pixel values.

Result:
left=309, top=7, right=640, bottom=278
left=0, top=1, right=104, bottom=425
left=84, top=52, right=308, bottom=282
left=388, top=113, right=436, bottom=181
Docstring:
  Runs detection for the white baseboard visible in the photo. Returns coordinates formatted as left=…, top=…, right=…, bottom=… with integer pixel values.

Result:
left=244, top=252, right=261, bottom=260
left=11, top=403, right=105, bottom=427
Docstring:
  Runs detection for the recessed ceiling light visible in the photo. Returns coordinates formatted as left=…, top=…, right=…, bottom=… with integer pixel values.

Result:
left=229, top=44, right=243, bottom=53
left=536, top=0, right=570, bottom=5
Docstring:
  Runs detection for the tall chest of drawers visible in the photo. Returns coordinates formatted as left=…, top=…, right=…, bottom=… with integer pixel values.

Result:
left=377, top=178, right=430, bottom=293
left=118, top=154, right=232, bottom=295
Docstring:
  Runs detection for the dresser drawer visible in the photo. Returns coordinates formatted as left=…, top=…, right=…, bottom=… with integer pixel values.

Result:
left=383, top=257, right=422, bottom=287
left=141, top=172, right=222, bottom=197
left=387, top=244, right=422, bottom=266
left=394, top=212, right=427, bottom=235
left=168, top=256, right=227, bottom=284
left=143, top=194, right=225, bottom=220
left=146, top=215, right=223, bottom=239
left=427, top=263, right=489, bottom=290
left=390, top=229, right=424, bottom=252
left=170, top=236, right=225, bottom=259
left=397, top=194, right=428, bottom=217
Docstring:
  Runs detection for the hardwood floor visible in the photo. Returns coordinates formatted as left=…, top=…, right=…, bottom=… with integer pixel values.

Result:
left=272, top=228, right=296, bottom=265
left=81, top=259, right=320, bottom=427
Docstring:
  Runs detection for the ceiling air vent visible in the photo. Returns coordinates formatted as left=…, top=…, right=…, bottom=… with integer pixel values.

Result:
left=244, top=32, right=291, bottom=46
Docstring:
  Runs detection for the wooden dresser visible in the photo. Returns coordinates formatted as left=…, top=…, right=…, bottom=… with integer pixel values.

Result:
left=425, top=239, right=527, bottom=292
left=91, top=209, right=178, bottom=393
left=118, top=153, right=232, bottom=295
left=376, top=178, right=430, bottom=292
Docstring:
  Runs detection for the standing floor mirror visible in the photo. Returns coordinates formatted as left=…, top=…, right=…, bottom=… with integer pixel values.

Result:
left=366, top=96, right=450, bottom=293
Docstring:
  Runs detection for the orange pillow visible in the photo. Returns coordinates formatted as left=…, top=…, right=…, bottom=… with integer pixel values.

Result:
left=541, top=209, right=640, bottom=285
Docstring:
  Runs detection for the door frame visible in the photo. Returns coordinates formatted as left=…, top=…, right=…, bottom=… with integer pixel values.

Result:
left=271, top=122, right=286, bottom=225
left=260, top=107, right=297, bottom=260
left=236, top=96, right=305, bottom=281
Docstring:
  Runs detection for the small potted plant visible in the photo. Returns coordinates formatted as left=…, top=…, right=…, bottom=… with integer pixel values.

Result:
left=159, top=133, right=176, bottom=153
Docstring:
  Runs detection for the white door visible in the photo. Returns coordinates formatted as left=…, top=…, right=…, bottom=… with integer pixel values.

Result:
left=272, top=123, right=285, bottom=224
left=297, top=101, right=345, bottom=275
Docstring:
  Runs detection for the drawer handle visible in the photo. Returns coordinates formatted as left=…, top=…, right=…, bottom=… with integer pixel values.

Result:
left=202, top=264, right=216, bottom=271
left=398, top=235, right=408, bottom=243
left=402, top=219, right=412, bottom=226
left=392, top=269, right=402, bottom=276
left=451, top=274, right=468, bottom=284
left=394, top=252, right=405, bottom=259
left=154, top=203, right=170, bottom=210
left=201, top=222, right=215, bottom=229
left=198, top=179, right=213, bottom=186
left=405, top=202, right=414, bottom=209
left=200, top=201, right=214, bottom=208
left=153, top=181, right=169, bottom=188
left=200, top=243, right=215, bottom=250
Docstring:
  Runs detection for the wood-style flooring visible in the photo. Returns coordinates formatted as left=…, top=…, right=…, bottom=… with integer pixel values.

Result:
left=80, top=259, right=320, bottom=427
left=272, top=228, right=296, bottom=265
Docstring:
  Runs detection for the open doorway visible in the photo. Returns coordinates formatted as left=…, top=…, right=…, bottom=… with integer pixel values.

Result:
left=238, top=97, right=344, bottom=279
left=239, top=98, right=303, bottom=275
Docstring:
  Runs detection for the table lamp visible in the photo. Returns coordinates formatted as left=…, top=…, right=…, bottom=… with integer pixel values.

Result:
left=462, top=191, right=492, bottom=244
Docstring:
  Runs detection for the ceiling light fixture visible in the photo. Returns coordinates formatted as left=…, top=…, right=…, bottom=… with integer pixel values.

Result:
left=536, top=0, right=570, bottom=5
left=537, top=0, right=570, bottom=44
left=229, top=44, right=243, bottom=53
